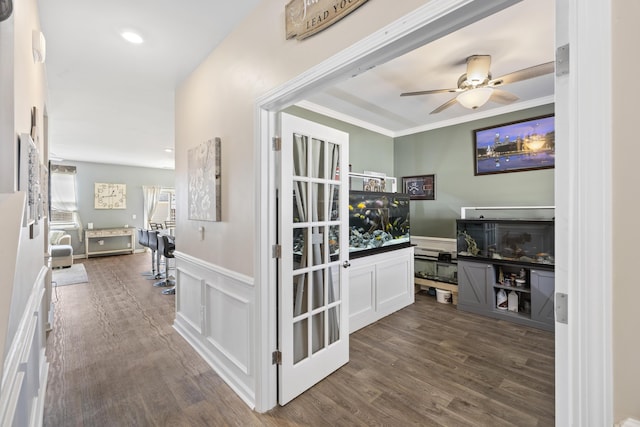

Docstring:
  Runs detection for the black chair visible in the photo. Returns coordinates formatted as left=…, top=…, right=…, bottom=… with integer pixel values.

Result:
left=147, top=230, right=162, bottom=280
left=137, top=228, right=154, bottom=276
left=154, top=234, right=175, bottom=290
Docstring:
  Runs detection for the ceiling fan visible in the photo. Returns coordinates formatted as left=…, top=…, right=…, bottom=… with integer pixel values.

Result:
left=400, top=55, right=554, bottom=114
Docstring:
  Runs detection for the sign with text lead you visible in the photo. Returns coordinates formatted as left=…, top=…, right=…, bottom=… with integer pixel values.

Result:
left=286, top=0, right=369, bottom=40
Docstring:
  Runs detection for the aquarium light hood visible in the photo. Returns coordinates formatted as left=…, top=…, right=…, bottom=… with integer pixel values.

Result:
left=349, top=172, right=397, bottom=193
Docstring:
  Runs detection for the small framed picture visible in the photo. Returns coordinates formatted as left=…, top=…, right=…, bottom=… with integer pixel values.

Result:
left=402, top=174, right=435, bottom=200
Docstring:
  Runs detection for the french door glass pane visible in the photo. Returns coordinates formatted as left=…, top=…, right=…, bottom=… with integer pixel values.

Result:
left=293, top=134, right=307, bottom=177
left=293, top=182, right=306, bottom=223
left=293, top=273, right=308, bottom=316
left=312, top=268, right=325, bottom=310
left=311, top=138, right=325, bottom=179
left=328, top=264, right=340, bottom=304
left=293, top=228, right=306, bottom=270
left=329, top=186, right=339, bottom=221
left=310, top=226, right=325, bottom=266
left=312, top=311, right=325, bottom=354
left=328, top=306, right=340, bottom=345
left=293, top=318, right=308, bottom=364
left=311, top=183, right=326, bottom=221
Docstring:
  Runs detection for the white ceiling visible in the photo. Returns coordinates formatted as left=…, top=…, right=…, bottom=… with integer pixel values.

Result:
left=38, top=0, right=554, bottom=170
left=302, top=0, right=555, bottom=137
left=38, top=0, right=261, bottom=169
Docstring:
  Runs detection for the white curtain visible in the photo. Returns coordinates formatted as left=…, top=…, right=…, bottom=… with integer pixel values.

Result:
left=50, top=165, right=83, bottom=240
left=292, top=135, right=340, bottom=362
left=142, top=185, right=161, bottom=228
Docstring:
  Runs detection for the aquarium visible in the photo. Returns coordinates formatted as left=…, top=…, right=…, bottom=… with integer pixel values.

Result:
left=349, top=191, right=411, bottom=257
left=456, top=219, right=554, bottom=266
left=414, top=255, right=458, bottom=285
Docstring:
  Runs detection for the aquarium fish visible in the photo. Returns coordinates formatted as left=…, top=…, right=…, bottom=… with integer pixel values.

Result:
left=357, top=202, right=366, bottom=209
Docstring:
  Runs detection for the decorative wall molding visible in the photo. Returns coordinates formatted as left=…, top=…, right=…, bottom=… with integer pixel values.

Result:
left=0, top=266, right=48, bottom=427
left=173, top=252, right=256, bottom=409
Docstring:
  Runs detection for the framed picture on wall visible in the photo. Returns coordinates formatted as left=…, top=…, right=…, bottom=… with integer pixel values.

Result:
left=402, top=174, right=435, bottom=200
left=473, top=114, right=555, bottom=176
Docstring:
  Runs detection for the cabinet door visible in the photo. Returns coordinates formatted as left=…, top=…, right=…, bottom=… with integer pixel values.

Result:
left=457, top=261, right=492, bottom=309
left=530, top=269, right=555, bottom=327
left=349, top=263, right=376, bottom=333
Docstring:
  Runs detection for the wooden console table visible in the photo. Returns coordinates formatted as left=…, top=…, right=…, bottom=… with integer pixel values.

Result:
left=85, top=227, right=135, bottom=258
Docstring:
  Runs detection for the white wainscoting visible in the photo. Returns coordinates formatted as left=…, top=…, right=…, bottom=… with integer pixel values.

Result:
left=411, top=236, right=456, bottom=255
left=0, top=266, right=49, bottom=427
left=173, top=252, right=256, bottom=408
left=349, top=247, right=415, bottom=333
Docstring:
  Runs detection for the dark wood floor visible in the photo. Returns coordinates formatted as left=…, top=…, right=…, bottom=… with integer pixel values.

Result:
left=44, top=253, right=554, bottom=426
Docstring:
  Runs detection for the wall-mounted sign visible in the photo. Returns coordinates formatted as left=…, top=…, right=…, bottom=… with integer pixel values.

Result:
left=286, top=0, right=369, bottom=40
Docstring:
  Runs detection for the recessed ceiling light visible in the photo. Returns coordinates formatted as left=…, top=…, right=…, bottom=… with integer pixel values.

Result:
left=164, top=148, right=173, bottom=153
left=121, top=31, right=144, bottom=44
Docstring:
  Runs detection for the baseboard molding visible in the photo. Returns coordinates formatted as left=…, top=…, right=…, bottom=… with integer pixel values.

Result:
left=173, top=318, right=256, bottom=409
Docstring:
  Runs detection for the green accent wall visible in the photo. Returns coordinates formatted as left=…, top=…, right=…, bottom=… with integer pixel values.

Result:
left=288, top=103, right=554, bottom=239
left=394, top=104, right=555, bottom=238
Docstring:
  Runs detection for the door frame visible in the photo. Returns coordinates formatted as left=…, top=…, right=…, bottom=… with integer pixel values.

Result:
left=254, top=0, right=613, bottom=424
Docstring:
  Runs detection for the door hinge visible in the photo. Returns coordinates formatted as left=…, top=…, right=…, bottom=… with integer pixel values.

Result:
left=555, top=292, right=568, bottom=324
left=272, top=350, right=282, bottom=365
left=556, top=44, right=569, bottom=76
left=272, top=244, right=281, bottom=258
left=272, top=136, right=281, bottom=151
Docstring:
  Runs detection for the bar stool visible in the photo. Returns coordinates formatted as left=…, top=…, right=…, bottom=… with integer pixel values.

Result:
left=147, top=230, right=162, bottom=280
left=153, top=234, right=175, bottom=289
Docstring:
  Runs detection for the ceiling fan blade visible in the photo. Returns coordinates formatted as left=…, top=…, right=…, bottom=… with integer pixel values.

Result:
left=401, top=88, right=458, bottom=97
left=466, top=55, right=491, bottom=84
left=430, top=97, right=458, bottom=114
left=490, top=61, right=555, bottom=86
left=490, top=89, right=519, bottom=104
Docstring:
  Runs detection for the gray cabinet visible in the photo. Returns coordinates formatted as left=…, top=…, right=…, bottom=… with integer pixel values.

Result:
left=530, top=269, right=555, bottom=326
left=457, top=259, right=555, bottom=332
left=457, top=260, right=492, bottom=310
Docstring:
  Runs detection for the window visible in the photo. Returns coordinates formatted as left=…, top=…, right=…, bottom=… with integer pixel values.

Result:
left=50, top=164, right=81, bottom=228
left=150, top=188, right=175, bottom=225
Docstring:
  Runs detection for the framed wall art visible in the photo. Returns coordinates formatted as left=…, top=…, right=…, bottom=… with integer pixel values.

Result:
left=19, top=133, right=40, bottom=227
left=94, top=183, right=127, bottom=209
left=188, top=137, right=221, bottom=221
left=402, top=174, right=435, bottom=200
left=473, top=114, right=555, bottom=176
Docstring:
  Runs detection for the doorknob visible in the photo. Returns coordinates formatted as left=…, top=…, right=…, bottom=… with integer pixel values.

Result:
left=342, top=260, right=351, bottom=268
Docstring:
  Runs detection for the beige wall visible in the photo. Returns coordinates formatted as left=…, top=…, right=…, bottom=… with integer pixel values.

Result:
left=175, top=0, right=427, bottom=275
left=612, top=0, right=640, bottom=422
left=0, top=0, right=47, bottom=378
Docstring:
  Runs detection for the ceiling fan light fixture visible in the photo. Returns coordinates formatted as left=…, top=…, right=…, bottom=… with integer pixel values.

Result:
left=457, top=87, right=493, bottom=109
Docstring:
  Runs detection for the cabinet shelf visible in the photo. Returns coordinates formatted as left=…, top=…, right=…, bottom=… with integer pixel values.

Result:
left=492, top=283, right=531, bottom=294
left=414, top=251, right=458, bottom=304
left=491, top=308, right=531, bottom=320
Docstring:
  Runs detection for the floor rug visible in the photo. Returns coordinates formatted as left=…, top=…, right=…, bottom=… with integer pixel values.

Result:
left=52, top=263, right=88, bottom=287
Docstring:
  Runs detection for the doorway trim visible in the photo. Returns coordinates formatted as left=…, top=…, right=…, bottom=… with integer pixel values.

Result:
left=253, top=0, right=613, bottom=423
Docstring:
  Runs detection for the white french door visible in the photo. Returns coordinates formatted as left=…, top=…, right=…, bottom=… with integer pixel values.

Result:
left=278, top=113, right=350, bottom=405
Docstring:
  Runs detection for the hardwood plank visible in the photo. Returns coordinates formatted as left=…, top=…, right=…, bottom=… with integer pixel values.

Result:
left=44, top=253, right=554, bottom=426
